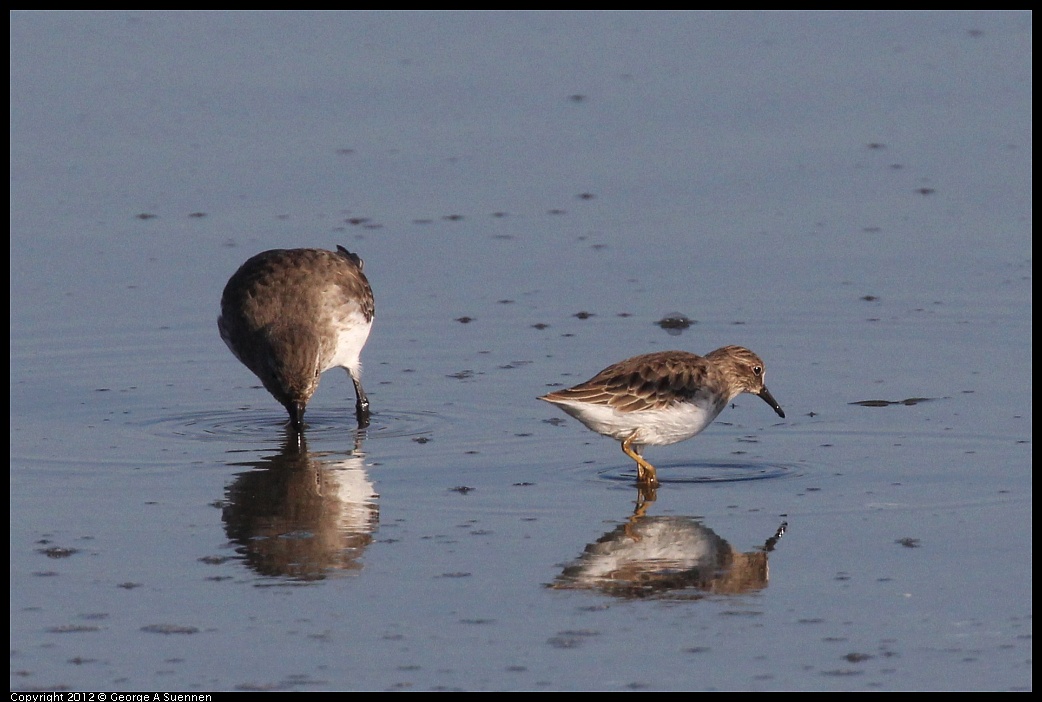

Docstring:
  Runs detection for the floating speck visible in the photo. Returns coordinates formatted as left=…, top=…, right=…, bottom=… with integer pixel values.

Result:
left=47, top=625, right=101, bottom=633
left=140, top=624, right=200, bottom=635
left=655, top=313, right=695, bottom=331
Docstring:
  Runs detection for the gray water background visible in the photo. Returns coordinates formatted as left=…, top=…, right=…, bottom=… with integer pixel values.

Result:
left=10, top=10, right=1032, bottom=691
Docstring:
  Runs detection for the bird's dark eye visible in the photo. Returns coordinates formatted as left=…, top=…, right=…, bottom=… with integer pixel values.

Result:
left=753, top=366, right=763, bottom=376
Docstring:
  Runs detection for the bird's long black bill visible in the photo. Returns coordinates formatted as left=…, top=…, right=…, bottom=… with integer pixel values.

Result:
left=758, top=387, right=785, bottom=418
left=288, top=401, right=307, bottom=431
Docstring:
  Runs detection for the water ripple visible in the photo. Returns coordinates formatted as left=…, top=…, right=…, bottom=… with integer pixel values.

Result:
left=135, top=408, right=447, bottom=443
left=598, top=460, right=800, bottom=485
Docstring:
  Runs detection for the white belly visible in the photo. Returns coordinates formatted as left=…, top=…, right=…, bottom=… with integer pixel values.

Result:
left=552, top=399, right=723, bottom=446
left=323, top=312, right=372, bottom=376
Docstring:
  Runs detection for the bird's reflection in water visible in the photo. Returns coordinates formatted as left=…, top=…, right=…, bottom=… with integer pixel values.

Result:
left=551, top=488, right=786, bottom=599
left=222, top=431, right=378, bottom=580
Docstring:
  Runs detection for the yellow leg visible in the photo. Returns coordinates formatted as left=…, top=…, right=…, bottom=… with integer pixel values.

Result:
left=621, top=433, right=659, bottom=487
left=624, top=489, right=655, bottom=542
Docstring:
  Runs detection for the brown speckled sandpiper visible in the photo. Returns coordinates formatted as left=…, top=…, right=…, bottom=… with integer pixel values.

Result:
left=540, top=346, right=784, bottom=487
left=219, top=246, right=374, bottom=430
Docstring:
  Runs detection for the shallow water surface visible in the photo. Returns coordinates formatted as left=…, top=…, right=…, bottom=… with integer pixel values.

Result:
left=10, top=11, right=1031, bottom=691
